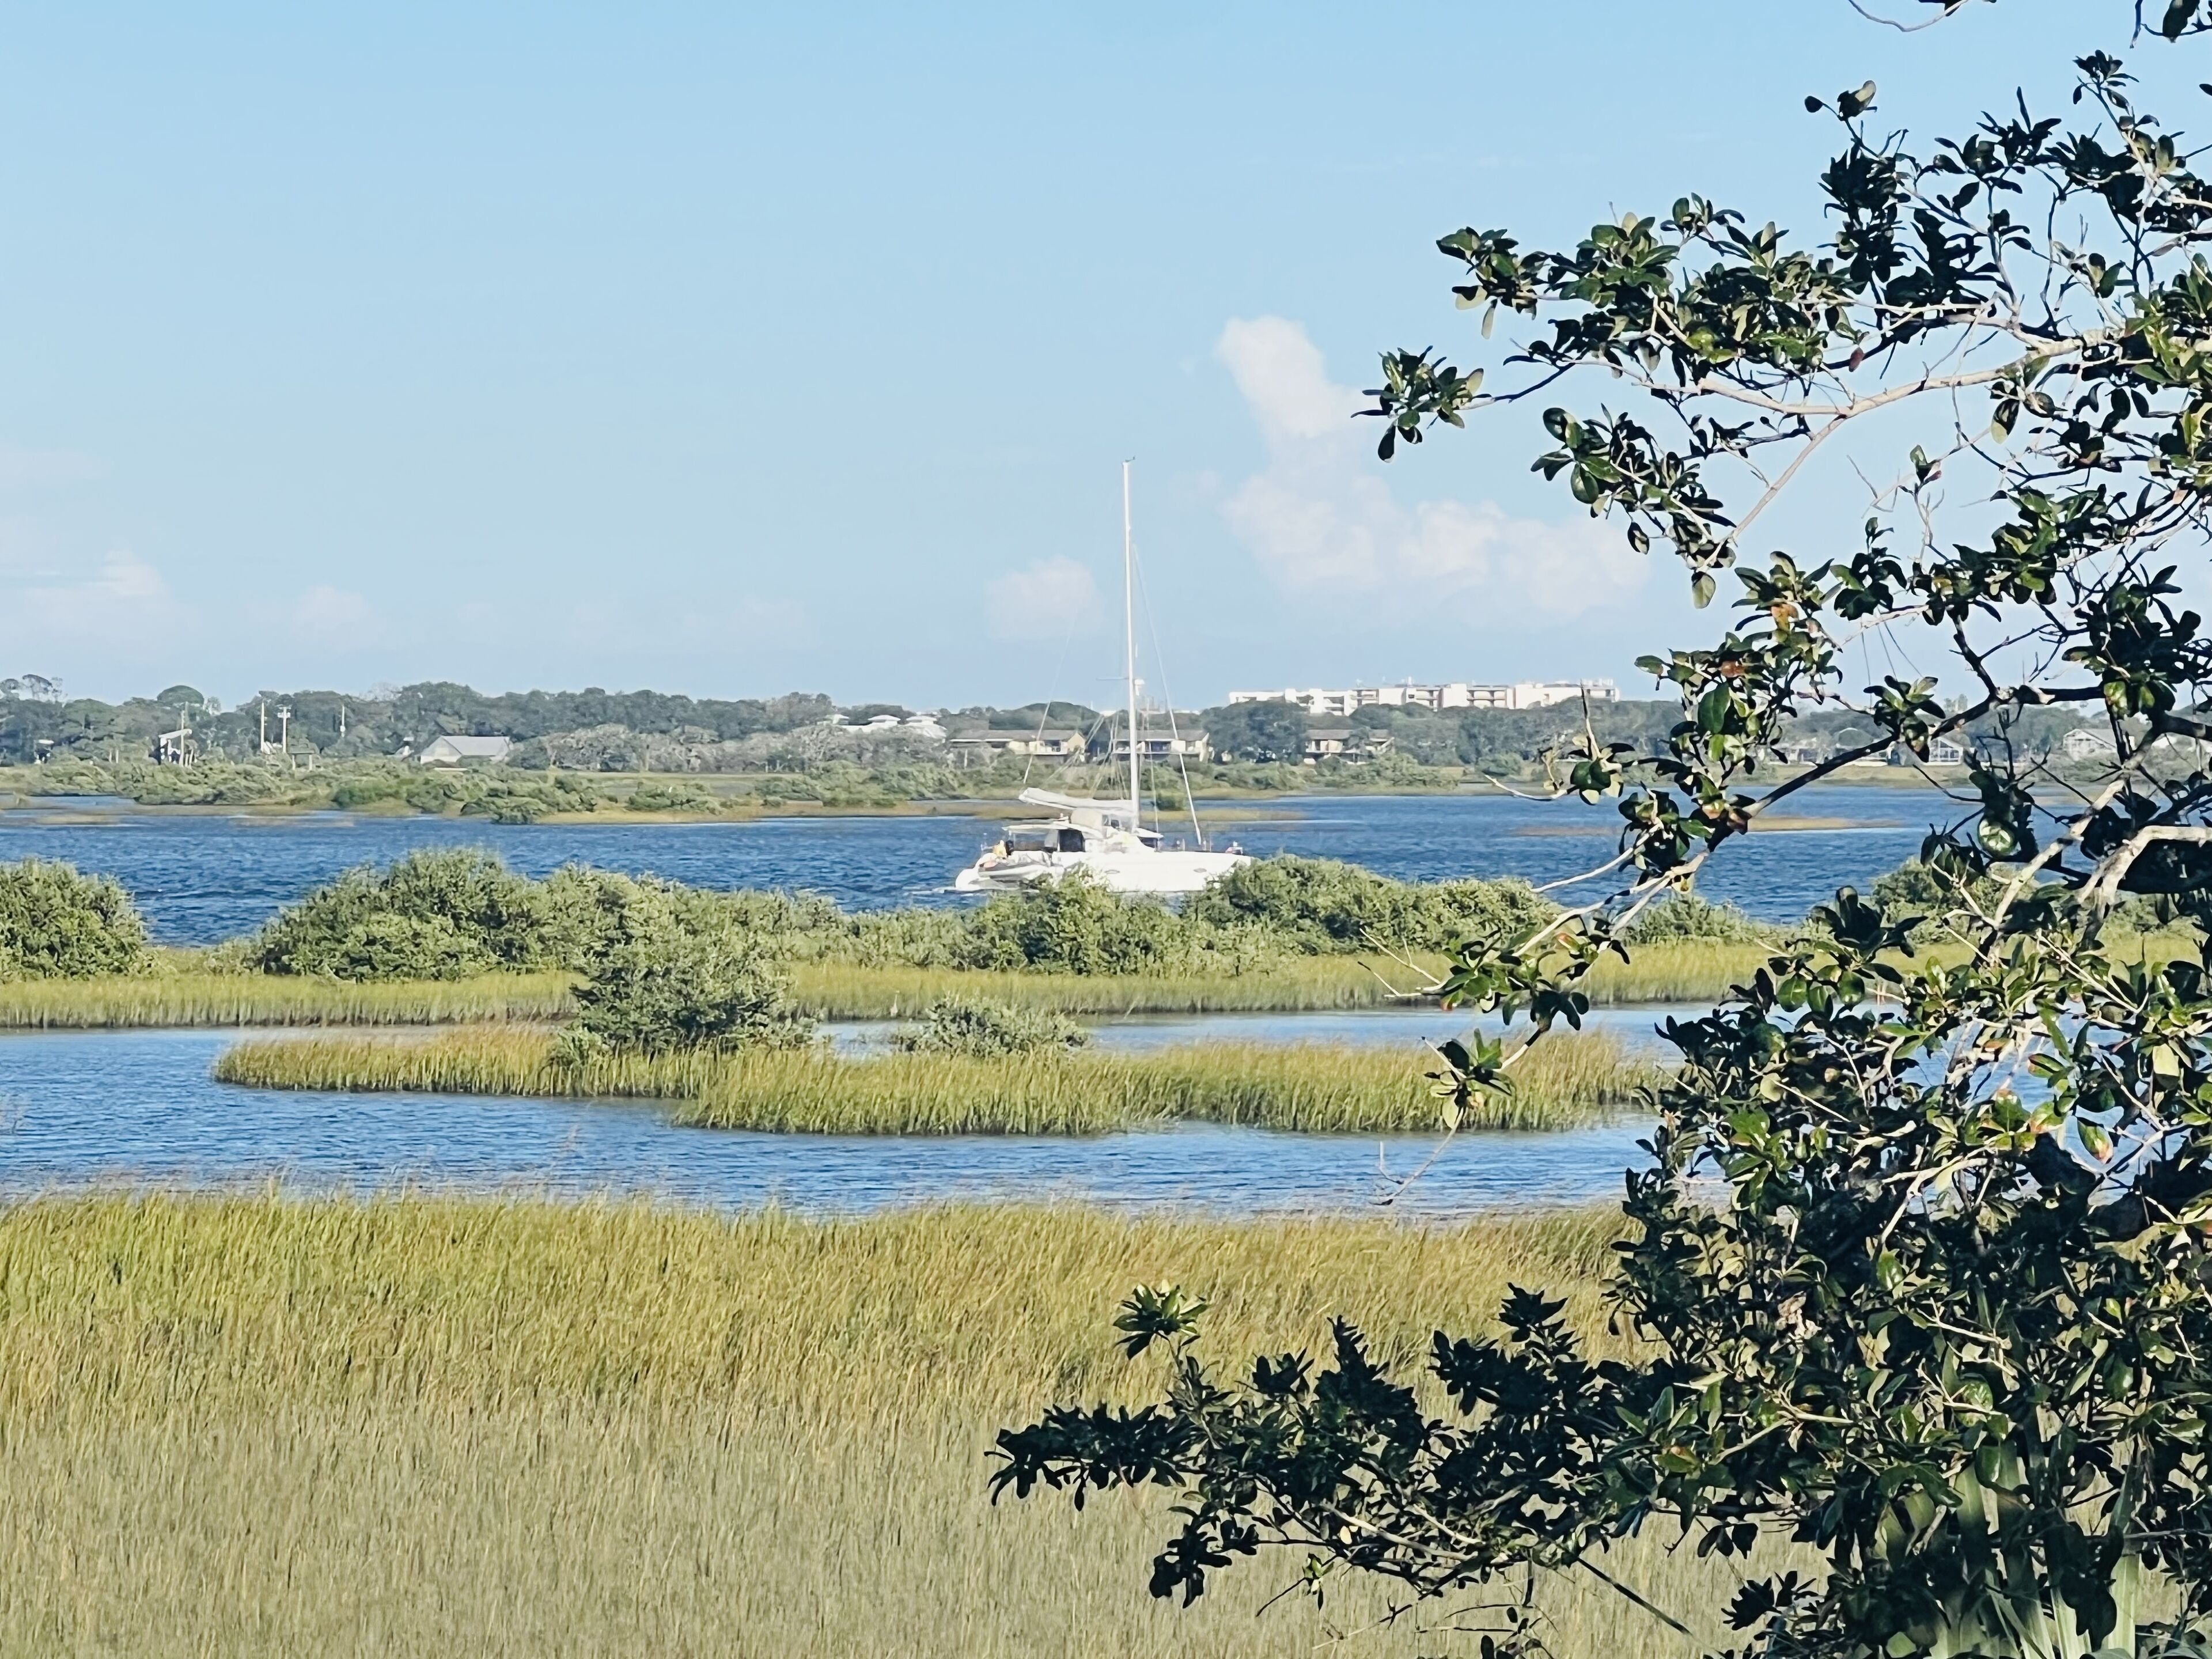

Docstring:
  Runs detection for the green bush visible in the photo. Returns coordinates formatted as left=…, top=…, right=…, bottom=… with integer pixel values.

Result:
left=299, top=911, right=495, bottom=981
left=959, top=872, right=1199, bottom=976
left=1615, top=891, right=1776, bottom=946
left=1855, top=857, right=2016, bottom=944
left=0, top=858, right=151, bottom=980
left=1185, top=855, right=1553, bottom=954
left=565, top=884, right=809, bottom=1056
left=890, top=996, right=1090, bottom=1057
left=252, top=849, right=552, bottom=979
left=624, top=782, right=715, bottom=813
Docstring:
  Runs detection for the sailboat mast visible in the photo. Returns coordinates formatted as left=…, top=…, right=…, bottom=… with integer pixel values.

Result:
left=1123, top=460, right=1140, bottom=822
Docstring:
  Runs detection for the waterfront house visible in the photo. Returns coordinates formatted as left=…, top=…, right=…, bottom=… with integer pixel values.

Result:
left=417, top=735, right=513, bottom=766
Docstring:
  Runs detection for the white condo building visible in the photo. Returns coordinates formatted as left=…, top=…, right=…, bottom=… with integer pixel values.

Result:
left=1226, top=680, right=1618, bottom=717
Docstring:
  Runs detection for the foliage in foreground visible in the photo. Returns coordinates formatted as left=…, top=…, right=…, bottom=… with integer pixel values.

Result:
left=0, top=857, right=150, bottom=980
left=998, top=16, right=2212, bottom=1658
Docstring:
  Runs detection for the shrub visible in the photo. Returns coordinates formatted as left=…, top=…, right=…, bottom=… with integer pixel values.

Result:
left=959, top=872, right=1196, bottom=975
left=890, top=996, right=1090, bottom=1058
left=0, top=858, right=151, bottom=980
left=299, top=911, right=495, bottom=981
left=1614, top=891, right=1775, bottom=946
left=1185, top=855, right=1554, bottom=954
left=625, top=782, right=715, bottom=813
left=252, top=849, right=551, bottom=979
left=1855, top=857, right=2014, bottom=944
left=566, top=884, right=809, bottom=1056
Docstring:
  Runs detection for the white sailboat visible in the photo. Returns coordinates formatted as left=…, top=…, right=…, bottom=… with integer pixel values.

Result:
left=955, top=465, right=1250, bottom=897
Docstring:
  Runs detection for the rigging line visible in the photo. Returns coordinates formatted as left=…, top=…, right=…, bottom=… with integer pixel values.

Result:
left=1128, top=535, right=1209, bottom=851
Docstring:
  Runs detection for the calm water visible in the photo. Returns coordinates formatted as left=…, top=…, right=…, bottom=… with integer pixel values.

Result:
left=0, top=784, right=1944, bottom=943
left=0, top=1031, right=1649, bottom=1218
left=0, top=790, right=1886, bottom=1215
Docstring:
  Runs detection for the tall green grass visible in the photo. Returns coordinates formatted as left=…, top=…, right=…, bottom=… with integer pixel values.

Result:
left=785, top=957, right=1422, bottom=1014
left=0, top=1192, right=1751, bottom=1658
left=213, top=1026, right=1655, bottom=1134
left=0, top=940, right=1769, bottom=1033
left=0, top=970, right=574, bottom=1029
left=1585, top=938, right=1769, bottom=1003
left=787, top=940, right=1768, bottom=1018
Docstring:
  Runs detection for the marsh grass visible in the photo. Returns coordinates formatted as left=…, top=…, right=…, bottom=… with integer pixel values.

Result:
left=0, top=970, right=575, bottom=1029
left=0, top=940, right=1771, bottom=1034
left=789, top=940, right=1770, bottom=1018
left=1585, top=938, right=1770, bottom=1003
left=0, top=1193, right=1744, bottom=1658
left=212, top=1026, right=1656, bottom=1134
left=786, top=957, right=1420, bottom=1015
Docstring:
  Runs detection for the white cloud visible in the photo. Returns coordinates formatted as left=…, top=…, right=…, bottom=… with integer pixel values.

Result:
left=21, top=549, right=168, bottom=622
left=1214, top=317, right=1646, bottom=618
left=984, top=556, right=1101, bottom=641
left=0, top=550, right=178, bottom=674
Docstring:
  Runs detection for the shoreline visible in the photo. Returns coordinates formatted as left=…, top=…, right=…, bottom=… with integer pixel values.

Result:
left=0, top=770, right=1963, bottom=826
left=210, top=1027, right=1652, bottom=1136
left=0, top=943, right=1775, bottom=1029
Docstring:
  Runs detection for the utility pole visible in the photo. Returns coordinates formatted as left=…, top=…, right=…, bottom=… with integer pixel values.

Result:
left=278, top=705, right=292, bottom=762
left=1123, top=459, right=1139, bottom=821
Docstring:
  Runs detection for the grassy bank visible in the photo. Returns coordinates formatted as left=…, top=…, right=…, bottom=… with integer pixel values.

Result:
left=0, top=1192, right=1748, bottom=1658
left=212, top=1027, right=1654, bottom=1134
left=787, top=939, right=1767, bottom=1018
left=0, top=939, right=1769, bottom=1033
left=0, top=970, right=574, bottom=1029
left=785, top=956, right=1428, bottom=1014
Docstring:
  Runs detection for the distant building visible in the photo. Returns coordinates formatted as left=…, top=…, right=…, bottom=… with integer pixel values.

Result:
left=1295, top=729, right=1395, bottom=764
left=2062, top=726, right=2118, bottom=762
left=1228, top=680, right=1617, bottom=717
left=949, top=729, right=1088, bottom=765
left=1109, top=726, right=1210, bottom=764
left=152, top=727, right=196, bottom=766
left=901, top=714, right=947, bottom=740
left=418, top=735, right=513, bottom=766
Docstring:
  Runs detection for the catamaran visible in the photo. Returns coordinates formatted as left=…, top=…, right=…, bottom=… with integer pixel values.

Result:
left=955, top=465, right=1250, bottom=896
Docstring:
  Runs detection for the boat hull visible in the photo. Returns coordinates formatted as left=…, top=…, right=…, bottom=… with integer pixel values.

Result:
left=954, top=849, right=1249, bottom=896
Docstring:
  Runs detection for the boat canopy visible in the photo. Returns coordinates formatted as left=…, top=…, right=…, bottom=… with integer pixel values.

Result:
left=1016, top=787, right=1140, bottom=829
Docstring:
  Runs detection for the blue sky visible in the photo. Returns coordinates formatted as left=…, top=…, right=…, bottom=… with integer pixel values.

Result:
left=0, top=1, right=2171, bottom=708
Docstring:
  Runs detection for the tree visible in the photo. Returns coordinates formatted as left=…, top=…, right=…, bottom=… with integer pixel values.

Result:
left=1203, top=698, right=1309, bottom=763
left=996, top=10, right=2212, bottom=1656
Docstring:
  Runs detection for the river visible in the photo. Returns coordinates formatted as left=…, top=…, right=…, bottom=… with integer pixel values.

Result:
left=0, top=782, right=1942, bottom=943
left=0, top=1029, right=1649, bottom=1219
left=0, top=787, right=1889, bottom=1216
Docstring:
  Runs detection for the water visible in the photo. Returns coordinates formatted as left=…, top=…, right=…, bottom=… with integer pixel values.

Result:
left=0, top=784, right=1942, bottom=943
left=0, top=1031, right=1648, bottom=1218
